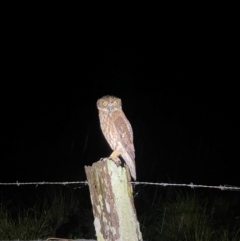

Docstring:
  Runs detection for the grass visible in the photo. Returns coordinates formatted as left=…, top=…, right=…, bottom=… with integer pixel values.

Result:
left=0, top=186, right=239, bottom=240
left=137, top=188, right=240, bottom=241
left=0, top=186, right=95, bottom=239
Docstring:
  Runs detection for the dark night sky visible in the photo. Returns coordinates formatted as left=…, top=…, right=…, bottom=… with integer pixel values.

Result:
left=1, top=20, right=239, bottom=187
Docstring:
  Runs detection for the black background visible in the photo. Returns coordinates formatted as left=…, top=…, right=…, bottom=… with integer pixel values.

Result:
left=1, top=15, right=239, bottom=188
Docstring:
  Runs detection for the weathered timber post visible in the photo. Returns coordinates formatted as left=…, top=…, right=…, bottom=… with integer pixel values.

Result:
left=85, top=159, right=142, bottom=241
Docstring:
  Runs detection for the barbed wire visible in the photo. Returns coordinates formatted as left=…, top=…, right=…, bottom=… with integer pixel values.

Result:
left=0, top=181, right=87, bottom=186
left=133, top=182, right=240, bottom=191
left=0, top=181, right=239, bottom=191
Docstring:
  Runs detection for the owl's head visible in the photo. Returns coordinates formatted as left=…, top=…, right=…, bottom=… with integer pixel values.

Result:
left=97, top=95, right=122, bottom=113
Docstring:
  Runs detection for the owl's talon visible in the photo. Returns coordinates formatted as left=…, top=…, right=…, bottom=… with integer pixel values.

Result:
left=110, top=156, right=121, bottom=166
left=100, top=157, right=108, bottom=162
left=109, top=150, right=120, bottom=159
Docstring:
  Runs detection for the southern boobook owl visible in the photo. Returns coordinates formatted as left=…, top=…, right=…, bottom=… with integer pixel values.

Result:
left=97, top=95, right=136, bottom=180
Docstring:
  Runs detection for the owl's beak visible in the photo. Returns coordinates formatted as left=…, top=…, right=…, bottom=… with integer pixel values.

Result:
left=108, top=104, right=114, bottom=112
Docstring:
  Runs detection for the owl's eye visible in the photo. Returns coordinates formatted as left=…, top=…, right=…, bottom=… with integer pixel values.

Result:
left=113, top=101, right=118, bottom=106
left=103, top=101, right=108, bottom=107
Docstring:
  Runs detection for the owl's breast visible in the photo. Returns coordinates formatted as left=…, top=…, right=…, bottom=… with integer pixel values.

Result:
left=98, top=112, right=115, bottom=150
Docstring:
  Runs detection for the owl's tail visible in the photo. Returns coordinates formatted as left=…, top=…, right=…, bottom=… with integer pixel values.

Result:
left=121, top=152, right=136, bottom=180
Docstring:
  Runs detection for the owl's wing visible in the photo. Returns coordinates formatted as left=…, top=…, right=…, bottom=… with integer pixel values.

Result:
left=114, top=115, right=135, bottom=160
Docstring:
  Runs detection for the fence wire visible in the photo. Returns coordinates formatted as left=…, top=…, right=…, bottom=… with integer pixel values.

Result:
left=0, top=181, right=239, bottom=191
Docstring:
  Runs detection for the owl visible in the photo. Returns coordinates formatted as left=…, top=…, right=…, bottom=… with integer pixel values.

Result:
left=97, top=95, right=136, bottom=180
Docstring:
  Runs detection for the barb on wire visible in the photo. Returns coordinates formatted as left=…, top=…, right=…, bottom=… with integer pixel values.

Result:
left=0, top=181, right=239, bottom=191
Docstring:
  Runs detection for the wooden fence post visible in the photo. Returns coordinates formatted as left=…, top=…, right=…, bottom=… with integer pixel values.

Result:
left=85, top=159, right=142, bottom=241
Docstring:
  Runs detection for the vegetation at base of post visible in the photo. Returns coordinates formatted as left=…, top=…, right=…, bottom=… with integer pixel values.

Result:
left=0, top=186, right=239, bottom=240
